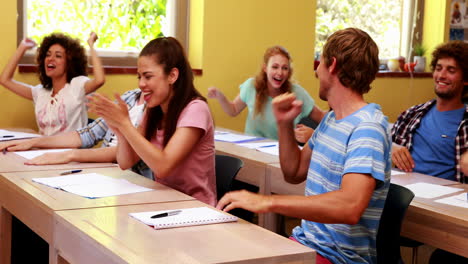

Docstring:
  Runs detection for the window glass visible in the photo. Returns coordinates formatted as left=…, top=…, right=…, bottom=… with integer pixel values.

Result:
left=315, top=0, right=403, bottom=59
left=24, top=0, right=168, bottom=53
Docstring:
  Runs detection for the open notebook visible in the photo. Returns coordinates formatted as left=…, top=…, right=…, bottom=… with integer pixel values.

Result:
left=130, top=207, right=238, bottom=229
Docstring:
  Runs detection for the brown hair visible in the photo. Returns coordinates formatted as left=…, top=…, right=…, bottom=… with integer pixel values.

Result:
left=141, top=37, right=206, bottom=146
left=430, top=41, right=468, bottom=83
left=322, top=28, right=379, bottom=94
left=254, top=46, right=293, bottom=116
left=36, top=33, right=87, bottom=89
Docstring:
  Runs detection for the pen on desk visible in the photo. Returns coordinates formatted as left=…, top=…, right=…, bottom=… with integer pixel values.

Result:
left=1, top=135, right=14, bottom=138
left=59, top=169, right=82, bottom=175
left=151, top=210, right=182, bottom=219
left=258, top=144, right=277, bottom=148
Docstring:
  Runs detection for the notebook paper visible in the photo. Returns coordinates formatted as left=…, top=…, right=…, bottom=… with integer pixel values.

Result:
left=32, top=173, right=153, bottom=198
left=435, top=193, right=468, bottom=209
left=404, top=182, right=463, bottom=199
left=0, top=129, right=41, bottom=142
left=214, top=131, right=261, bottom=143
left=130, top=207, right=238, bottom=229
left=14, top=149, right=73, bottom=160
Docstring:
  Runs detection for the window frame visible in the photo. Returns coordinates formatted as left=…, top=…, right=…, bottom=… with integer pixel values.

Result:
left=17, top=0, right=198, bottom=74
left=314, top=0, right=425, bottom=62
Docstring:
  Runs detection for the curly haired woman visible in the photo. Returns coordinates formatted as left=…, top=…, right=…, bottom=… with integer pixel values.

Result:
left=0, top=32, right=105, bottom=135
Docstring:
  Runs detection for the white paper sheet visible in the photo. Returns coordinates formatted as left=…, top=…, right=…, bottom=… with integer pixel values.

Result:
left=32, top=173, right=152, bottom=198
left=14, top=149, right=73, bottom=160
left=404, top=182, right=463, bottom=199
left=0, top=129, right=41, bottom=141
left=391, top=169, right=406, bottom=176
left=61, top=179, right=152, bottom=198
left=214, top=131, right=260, bottom=143
left=32, top=173, right=112, bottom=188
left=130, top=206, right=238, bottom=229
left=435, top=193, right=468, bottom=208
left=236, top=141, right=278, bottom=149
left=256, top=145, right=279, bottom=156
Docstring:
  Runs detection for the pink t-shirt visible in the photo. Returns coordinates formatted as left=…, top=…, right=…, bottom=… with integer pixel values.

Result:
left=151, top=99, right=217, bottom=206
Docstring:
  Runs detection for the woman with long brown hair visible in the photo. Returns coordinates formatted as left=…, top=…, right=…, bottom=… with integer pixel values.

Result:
left=208, top=45, right=324, bottom=141
left=89, top=37, right=216, bottom=206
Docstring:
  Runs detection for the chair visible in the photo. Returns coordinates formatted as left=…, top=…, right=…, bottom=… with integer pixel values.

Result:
left=399, top=236, right=423, bottom=264
left=215, top=154, right=244, bottom=201
left=215, top=154, right=258, bottom=222
left=376, top=183, right=415, bottom=264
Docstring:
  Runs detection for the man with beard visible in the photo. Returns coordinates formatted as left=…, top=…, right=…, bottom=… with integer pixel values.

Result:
left=391, top=41, right=467, bottom=183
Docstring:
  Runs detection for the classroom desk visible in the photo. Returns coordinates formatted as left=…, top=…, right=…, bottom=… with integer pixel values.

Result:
left=0, top=167, right=195, bottom=264
left=0, top=151, right=118, bottom=173
left=392, top=173, right=468, bottom=258
left=266, top=165, right=468, bottom=253
left=53, top=200, right=316, bottom=264
left=214, top=128, right=279, bottom=229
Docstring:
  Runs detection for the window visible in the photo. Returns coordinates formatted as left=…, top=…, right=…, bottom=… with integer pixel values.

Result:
left=18, top=0, right=189, bottom=67
left=315, top=0, right=424, bottom=60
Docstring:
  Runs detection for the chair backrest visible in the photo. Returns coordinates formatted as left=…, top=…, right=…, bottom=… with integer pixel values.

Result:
left=215, top=154, right=244, bottom=200
left=376, top=183, right=415, bottom=264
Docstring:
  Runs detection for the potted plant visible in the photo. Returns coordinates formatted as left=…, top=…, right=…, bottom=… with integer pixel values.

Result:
left=413, top=43, right=427, bottom=72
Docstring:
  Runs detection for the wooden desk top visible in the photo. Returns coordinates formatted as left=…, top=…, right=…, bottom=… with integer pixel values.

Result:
left=214, top=127, right=279, bottom=165
left=266, top=163, right=305, bottom=195
left=54, top=200, right=316, bottom=264
left=0, top=167, right=193, bottom=212
left=390, top=171, right=459, bottom=186
left=0, top=167, right=194, bottom=243
left=0, top=151, right=117, bottom=173
left=215, top=140, right=279, bottom=166
left=391, top=172, right=468, bottom=257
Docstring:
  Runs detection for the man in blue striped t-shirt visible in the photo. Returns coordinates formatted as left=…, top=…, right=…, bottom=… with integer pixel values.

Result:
left=217, top=28, right=391, bottom=264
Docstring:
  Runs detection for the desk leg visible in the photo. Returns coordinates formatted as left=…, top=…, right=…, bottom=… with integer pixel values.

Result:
left=0, top=207, right=12, bottom=264
left=50, top=249, right=69, bottom=264
left=258, top=167, right=280, bottom=232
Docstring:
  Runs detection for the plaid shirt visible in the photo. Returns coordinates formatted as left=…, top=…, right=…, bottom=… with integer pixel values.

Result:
left=76, top=89, right=153, bottom=180
left=391, top=99, right=468, bottom=182
left=78, top=88, right=142, bottom=148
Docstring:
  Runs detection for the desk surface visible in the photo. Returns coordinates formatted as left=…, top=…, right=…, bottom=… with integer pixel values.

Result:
left=392, top=173, right=468, bottom=258
left=214, top=129, right=280, bottom=229
left=0, top=152, right=117, bottom=173
left=54, top=200, right=316, bottom=264
left=0, top=167, right=194, bottom=243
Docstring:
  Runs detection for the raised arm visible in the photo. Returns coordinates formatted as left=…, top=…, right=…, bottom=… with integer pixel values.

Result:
left=273, top=93, right=311, bottom=183
left=25, top=147, right=117, bottom=165
left=309, top=105, right=326, bottom=124
left=0, top=39, right=37, bottom=100
left=207, top=86, right=246, bottom=116
left=83, top=32, right=105, bottom=94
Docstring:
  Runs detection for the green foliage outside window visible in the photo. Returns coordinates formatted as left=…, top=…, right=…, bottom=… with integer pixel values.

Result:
left=315, top=0, right=402, bottom=59
left=27, top=0, right=167, bottom=52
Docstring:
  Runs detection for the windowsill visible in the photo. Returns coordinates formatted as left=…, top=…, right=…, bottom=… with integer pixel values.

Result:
left=376, top=71, right=432, bottom=78
left=18, top=64, right=203, bottom=76
left=313, top=61, right=431, bottom=78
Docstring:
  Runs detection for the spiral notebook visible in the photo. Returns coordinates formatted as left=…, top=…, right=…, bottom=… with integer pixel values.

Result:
left=130, top=207, right=238, bottom=229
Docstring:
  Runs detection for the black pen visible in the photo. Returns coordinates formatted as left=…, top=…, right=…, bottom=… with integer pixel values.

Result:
left=60, top=169, right=82, bottom=175
left=151, top=210, right=182, bottom=219
left=1, top=135, right=14, bottom=138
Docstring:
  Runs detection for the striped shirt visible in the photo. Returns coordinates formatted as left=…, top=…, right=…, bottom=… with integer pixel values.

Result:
left=292, top=103, right=391, bottom=264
